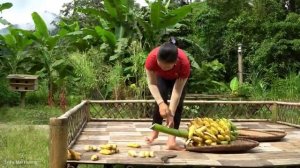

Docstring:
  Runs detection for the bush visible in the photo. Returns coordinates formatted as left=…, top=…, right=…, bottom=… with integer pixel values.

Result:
left=0, top=78, right=19, bottom=106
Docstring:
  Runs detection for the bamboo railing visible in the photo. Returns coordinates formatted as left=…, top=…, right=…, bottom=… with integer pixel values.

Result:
left=49, top=100, right=300, bottom=168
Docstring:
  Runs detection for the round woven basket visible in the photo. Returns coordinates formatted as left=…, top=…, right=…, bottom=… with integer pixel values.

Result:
left=185, top=138, right=259, bottom=153
left=238, top=129, right=287, bottom=142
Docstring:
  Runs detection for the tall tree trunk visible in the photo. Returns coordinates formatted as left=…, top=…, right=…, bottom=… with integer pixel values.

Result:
left=59, top=86, right=67, bottom=112
left=48, top=76, right=54, bottom=106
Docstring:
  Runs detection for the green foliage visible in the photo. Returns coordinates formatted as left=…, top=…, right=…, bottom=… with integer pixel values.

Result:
left=1, top=0, right=300, bottom=106
left=137, top=1, right=200, bottom=49
left=230, top=77, right=239, bottom=95
left=0, top=28, right=33, bottom=74
left=124, top=41, right=148, bottom=99
left=188, top=60, right=226, bottom=93
left=0, top=78, right=19, bottom=106
left=25, top=81, right=48, bottom=105
left=68, top=51, right=98, bottom=98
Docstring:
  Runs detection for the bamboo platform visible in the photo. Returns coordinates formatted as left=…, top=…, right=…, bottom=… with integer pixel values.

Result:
left=49, top=100, right=300, bottom=168
left=67, top=121, right=300, bottom=167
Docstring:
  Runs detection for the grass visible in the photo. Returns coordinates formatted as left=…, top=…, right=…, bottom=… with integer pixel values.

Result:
left=0, top=105, right=63, bottom=125
left=0, top=126, right=49, bottom=168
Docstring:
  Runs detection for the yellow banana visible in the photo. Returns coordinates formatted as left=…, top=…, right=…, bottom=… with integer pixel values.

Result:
left=100, top=149, right=115, bottom=155
left=225, top=135, right=231, bottom=141
left=91, top=154, right=99, bottom=161
left=205, top=139, right=212, bottom=145
left=128, top=150, right=137, bottom=157
left=204, top=132, right=217, bottom=142
left=139, top=151, right=146, bottom=158
left=67, top=149, right=81, bottom=160
left=127, top=143, right=141, bottom=148
left=84, top=145, right=92, bottom=152
left=217, top=134, right=225, bottom=141
left=188, top=125, right=196, bottom=139
left=149, top=151, right=154, bottom=157
left=192, top=136, right=203, bottom=143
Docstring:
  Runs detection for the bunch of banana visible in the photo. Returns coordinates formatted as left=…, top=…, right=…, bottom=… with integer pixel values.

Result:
left=139, top=151, right=154, bottom=158
left=128, top=150, right=154, bottom=158
left=67, top=149, right=81, bottom=160
left=84, top=145, right=98, bottom=152
left=186, top=117, right=238, bottom=147
left=99, top=144, right=119, bottom=155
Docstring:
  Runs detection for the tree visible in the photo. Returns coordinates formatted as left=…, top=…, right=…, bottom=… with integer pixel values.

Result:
left=30, top=12, right=74, bottom=107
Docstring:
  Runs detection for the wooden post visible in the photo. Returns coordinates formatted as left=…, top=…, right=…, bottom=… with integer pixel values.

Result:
left=20, top=92, right=26, bottom=107
left=49, top=117, right=68, bottom=168
left=271, top=103, right=278, bottom=122
left=85, top=100, right=91, bottom=121
left=238, top=43, right=243, bottom=85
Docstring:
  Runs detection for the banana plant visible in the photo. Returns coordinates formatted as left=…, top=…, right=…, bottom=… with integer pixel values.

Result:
left=30, top=12, right=74, bottom=107
left=137, top=1, right=201, bottom=49
left=76, top=0, right=138, bottom=61
left=0, top=28, right=33, bottom=74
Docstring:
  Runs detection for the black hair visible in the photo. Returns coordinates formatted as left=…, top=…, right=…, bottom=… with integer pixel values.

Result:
left=158, top=40, right=178, bottom=63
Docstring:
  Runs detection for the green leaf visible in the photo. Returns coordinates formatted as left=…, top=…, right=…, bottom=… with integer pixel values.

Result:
left=77, top=8, right=116, bottom=27
left=31, top=12, right=49, bottom=39
left=150, top=1, right=162, bottom=29
left=161, top=4, right=192, bottom=29
left=3, top=34, right=16, bottom=47
left=109, top=55, right=119, bottom=61
left=95, top=26, right=116, bottom=47
left=0, top=17, right=11, bottom=25
left=83, top=35, right=93, bottom=40
left=0, top=2, right=12, bottom=12
left=230, top=77, right=239, bottom=92
left=52, top=59, right=64, bottom=69
left=165, top=0, right=171, bottom=9
left=104, top=0, right=117, bottom=18
left=46, top=35, right=60, bottom=50
left=137, top=17, right=153, bottom=39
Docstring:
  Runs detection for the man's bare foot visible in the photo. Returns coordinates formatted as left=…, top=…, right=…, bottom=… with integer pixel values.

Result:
left=145, top=131, right=158, bottom=144
left=166, top=143, right=185, bottom=151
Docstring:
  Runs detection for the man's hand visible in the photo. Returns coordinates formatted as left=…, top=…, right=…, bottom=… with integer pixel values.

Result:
left=159, top=102, right=169, bottom=118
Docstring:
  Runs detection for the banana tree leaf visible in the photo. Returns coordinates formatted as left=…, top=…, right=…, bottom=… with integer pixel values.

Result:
left=32, top=12, right=49, bottom=39
left=46, top=35, right=60, bottom=50
left=95, top=26, right=116, bottom=47
left=150, top=1, right=162, bottom=29
left=3, top=34, right=16, bottom=47
left=161, top=4, right=192, bottom=29
left=77, top=8, right=116, bottom=27
left=104, top=0, right=117, bottom=18
left=0, top=2, right=12, bottom=12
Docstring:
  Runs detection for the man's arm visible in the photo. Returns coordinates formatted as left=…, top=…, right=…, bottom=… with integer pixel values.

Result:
left=169, top=78, right=188, bottom=116
left=145, top=69, right=164, bottom=105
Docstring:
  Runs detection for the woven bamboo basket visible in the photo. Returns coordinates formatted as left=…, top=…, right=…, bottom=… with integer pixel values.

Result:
left=186, top=138, right=259, bottom=153
left=238, top=129, right=287, bottom=142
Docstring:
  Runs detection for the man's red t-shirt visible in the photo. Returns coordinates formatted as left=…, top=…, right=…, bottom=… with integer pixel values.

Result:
left=145, top=47, right=190, bottom=80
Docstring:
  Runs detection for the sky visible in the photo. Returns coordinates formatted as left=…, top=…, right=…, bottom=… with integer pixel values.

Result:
left=0, top=0, right=148, bottom=29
